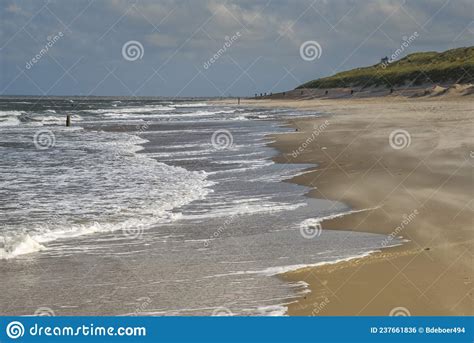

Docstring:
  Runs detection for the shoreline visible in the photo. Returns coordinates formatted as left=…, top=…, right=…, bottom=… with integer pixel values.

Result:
left=218, top=95, right=473, bottom=316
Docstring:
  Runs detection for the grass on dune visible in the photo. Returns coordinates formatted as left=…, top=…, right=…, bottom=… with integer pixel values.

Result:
left=297, top=46, right=474, bottom=89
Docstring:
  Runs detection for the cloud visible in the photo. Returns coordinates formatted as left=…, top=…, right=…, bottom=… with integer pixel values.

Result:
left=0, top=0, right=472, bottom=96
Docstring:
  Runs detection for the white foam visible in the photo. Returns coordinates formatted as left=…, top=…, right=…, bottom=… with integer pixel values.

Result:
left=207, top=251, right=377, bottom=279
left=256, top=252, right=376, bottom=276
left=0, top=234, right=45, bottom=259
left=174, top=103, right=208, bottom=107
left=0, top=110, right=24, bottom=126
left=0, top=116, right=21, bottom=126
left=0, top=129, right=214, bottom=259
left=0, top=110, right=24, bottom=117
left=182, top=201, right=306, bottom=220
left=290, top=281, right=311, bottom=295
left=298, top=206, right=381, bottom=232
left=88, top=105, right=175, bottom=115
left=256, top=305, right=288, bottom=316
left=146, top=110, right=236, bottom=118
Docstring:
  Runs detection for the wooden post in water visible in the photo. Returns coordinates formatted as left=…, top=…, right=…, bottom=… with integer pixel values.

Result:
left=238, top=97, right=240, bottom=105
left=66, top=114, right=71, bottom=127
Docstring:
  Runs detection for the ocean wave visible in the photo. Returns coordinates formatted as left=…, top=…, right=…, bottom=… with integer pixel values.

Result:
left=0, top=234, right=45, bottom=259
left=258, top=251, right=378, bottom=276
left=174, top=103, right=208, bottom=107
left=156, top=110, right=236, bottom=118
left=255, top=305, right=288, bottom=316
left=298, top=206, right=381, bottom=232
left=0, top=116, right=21, bottom=127
left=87, top=105, right=175, bottom=114
left=206, top=251, right=377, bottom=279
left=0, top=110, right=24, bottom=127
left=0, top=110, right=24, bottom=117
left=0, top=129, right=214, bottom=259
left=182, top=201, right=306, bottom=220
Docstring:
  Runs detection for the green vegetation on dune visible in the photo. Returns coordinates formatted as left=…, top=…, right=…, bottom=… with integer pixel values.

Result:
left=297, top=47, right=474, bottom=89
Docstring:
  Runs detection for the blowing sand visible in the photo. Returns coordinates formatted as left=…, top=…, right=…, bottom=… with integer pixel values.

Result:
left=224, top=95, right=473, bottom=316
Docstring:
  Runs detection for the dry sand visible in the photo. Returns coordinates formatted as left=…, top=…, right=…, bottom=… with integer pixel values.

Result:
left=219, top=94, right=473, bottom=316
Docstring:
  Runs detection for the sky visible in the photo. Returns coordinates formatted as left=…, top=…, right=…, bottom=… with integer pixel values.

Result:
left=0, top=0, right=473, bottom=97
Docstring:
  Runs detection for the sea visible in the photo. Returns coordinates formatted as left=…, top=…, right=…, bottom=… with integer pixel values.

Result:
left=0, top=97, right=397, bottom=316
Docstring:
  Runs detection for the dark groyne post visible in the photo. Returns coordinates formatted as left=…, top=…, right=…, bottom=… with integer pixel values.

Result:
left=238, top=97, right=240, bottom=105
left=67, top=99, right=74, bottom=127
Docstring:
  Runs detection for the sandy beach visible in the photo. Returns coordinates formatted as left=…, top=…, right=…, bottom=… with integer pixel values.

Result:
left=220, top=94, right=473, bottom=316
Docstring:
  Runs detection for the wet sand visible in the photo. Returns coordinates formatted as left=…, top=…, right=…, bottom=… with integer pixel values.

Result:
left=221, top=95, right=473, bottom=315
